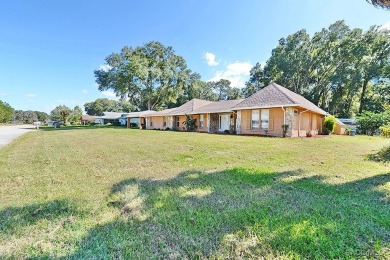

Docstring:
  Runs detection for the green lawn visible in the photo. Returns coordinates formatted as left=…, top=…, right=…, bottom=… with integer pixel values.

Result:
left=0, top=127, right=389, bottom=259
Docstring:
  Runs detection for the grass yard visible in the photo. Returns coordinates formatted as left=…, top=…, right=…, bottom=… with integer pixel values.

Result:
left=0, top=127, right=389, bottom=259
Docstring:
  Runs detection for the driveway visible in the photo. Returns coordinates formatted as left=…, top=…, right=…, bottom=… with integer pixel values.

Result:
left=0, top=125, right=35, bottom=149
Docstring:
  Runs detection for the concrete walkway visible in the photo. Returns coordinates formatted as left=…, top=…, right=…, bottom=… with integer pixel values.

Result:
left=0, top=125, right=35, bottom=149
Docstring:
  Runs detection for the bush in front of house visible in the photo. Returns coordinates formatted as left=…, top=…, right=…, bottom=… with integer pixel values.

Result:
left=324, top=116, right=336, bottom=135
left=358, top=112, right=390, bottom=136
left=183, top=116, right=197, bottom=132
left=380, top=124, right=390, bottom=138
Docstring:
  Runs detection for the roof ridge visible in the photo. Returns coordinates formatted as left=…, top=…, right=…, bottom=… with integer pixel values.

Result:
left=272, top=83, right=299, bottom=105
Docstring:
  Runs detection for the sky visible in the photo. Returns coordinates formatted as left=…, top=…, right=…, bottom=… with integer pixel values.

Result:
left=0, top=0, right=389, bottom=113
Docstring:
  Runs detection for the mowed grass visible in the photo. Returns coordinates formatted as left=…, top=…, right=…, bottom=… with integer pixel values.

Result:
left=0, top=127, right=389, bottom=259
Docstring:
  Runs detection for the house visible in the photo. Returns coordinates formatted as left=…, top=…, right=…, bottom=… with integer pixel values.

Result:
left=233, top=83, right=327, bottom=137
left=133, top=83, right=329, bottom=137
left=80, top=115, right=97, bottom=125
left=95, top=112, right=126, bottom=125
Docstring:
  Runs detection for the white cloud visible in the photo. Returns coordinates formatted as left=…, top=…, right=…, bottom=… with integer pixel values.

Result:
left=101, top=91, right=117, bottom=98
left=82, top=89, right=88, bottom=94
left=25, top=93, right=36, bottom=98
left=208, top=61, right=252, bottom=88
left=99, top=64, right=112, bottom=72
left=380, top=21, right=390, bottom=31
left=204, top=52, right=219, bottom=66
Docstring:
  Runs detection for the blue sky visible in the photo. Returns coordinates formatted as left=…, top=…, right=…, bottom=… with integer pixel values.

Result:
left=0, top=0, right=389, bottom=113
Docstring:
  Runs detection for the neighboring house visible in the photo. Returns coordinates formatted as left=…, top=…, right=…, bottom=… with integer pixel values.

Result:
left=334, top=119, right=346, bottom=135
left=80, top=115, right=97, bottom=125
left=95, top=112, right=125, bottom=125
left=232, top=83, right=328, bottom=137
left=129, top=83, right=331, bottom=137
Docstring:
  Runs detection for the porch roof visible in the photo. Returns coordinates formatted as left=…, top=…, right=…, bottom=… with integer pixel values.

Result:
left=187, top=99, right=244, bottom=114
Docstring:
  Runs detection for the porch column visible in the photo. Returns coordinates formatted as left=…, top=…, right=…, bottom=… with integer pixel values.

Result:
left=236, top=111, right=241, bottom=134
left=285, top=108, right=294, bottom=137
left=206, top=113, right=210, bottom=132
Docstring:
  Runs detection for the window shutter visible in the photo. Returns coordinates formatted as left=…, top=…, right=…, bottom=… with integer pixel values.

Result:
left=269, top=110, right=274, bottom=130
left=246, top=110, right=251, bottom=130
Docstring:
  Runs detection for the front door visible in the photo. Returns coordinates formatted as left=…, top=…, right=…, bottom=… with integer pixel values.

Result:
left=219, top=114, right=230, bottom=132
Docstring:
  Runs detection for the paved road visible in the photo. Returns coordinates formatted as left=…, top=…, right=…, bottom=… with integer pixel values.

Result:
left=0, top=125, right=35, bottom=149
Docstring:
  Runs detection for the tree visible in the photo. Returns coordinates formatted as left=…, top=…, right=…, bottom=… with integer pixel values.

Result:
left=34, top=111, right=49, bottom=122
left=366, top=0, right=390, bottom=9
left=50, top=105, right=72, bottom=121
left=13, top=110, right=38, bottom=124
left=69, top=106, right=83, bottom=124
left=0, top=101, right=14, bottom=123
left=84, top=98, right=135, bottom=116
left=95, top=41, right=191, bottom=110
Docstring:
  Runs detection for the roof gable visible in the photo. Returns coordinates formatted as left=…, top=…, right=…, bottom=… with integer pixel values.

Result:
left=233, top=83, right=327, bottom=115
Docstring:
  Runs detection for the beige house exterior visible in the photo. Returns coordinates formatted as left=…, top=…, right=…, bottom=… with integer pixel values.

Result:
left=131, top=83, right=330, bottom=137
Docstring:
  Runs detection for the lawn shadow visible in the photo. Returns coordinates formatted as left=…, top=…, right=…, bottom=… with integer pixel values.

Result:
left=63, top=168, right=389, bottom=259
left=0, top=199, right=78, bottom=236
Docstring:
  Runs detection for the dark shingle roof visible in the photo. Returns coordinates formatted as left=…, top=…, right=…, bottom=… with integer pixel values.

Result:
left=148, top=99, right=214, bottom=116
left=233, top=83, right=327, bottom=115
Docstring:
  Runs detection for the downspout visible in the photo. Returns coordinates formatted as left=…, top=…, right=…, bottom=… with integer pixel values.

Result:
left=298, top=110, right=309, bottom=137
left=281, top=106, right=286, bottom=125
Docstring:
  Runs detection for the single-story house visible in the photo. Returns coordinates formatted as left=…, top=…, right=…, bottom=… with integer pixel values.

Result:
left=80, top=115, right=97, bottom=125
left=95, top=112, right=127, bottom=125
left=131, top=83, right=331, bottom=137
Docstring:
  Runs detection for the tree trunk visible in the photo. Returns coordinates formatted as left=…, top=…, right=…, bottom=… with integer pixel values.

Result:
left=359, top=78, right=369, bottom=114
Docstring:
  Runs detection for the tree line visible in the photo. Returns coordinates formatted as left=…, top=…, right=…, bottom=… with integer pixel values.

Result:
left=243, top=20, right=390, bottom=118
left=0, top=100, right=50, bottom=124
left=95, top=21, right=389, bottom=118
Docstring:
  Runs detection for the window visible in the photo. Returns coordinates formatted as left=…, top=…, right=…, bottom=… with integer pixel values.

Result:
left=163, top=116, right=167, bottom=127
left=251, top=110, right=259, bottom=130
left=200, top=115, right=204, bottom=128
left=261, top=109, right=269, bottom=130
left=176, top=117, right=180, bottom=128
left=150, top=117, right=153, bottom=127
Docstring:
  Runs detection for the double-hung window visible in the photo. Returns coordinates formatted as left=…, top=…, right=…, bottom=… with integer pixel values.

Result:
left=200, top=115, right=204, bottom=128
left=150, top=117, right=154, bottom=127
left=251, top=110, right=259, bottom=130
left=176, top=117, right=180, bottom=128
left=261, top=109, right=269, bottom=130
left=163, top=117, right=167, bottom=127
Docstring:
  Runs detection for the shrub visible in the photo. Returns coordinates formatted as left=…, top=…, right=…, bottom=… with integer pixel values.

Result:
left=281, top=124, right=289, bottom=137
left=165, top=127, right=170, bottom=131
left=224, top=129, right=230, bottom=134
left=324, top=116, right=337, bottom=135
left=183, top=116, right=197, bottom=132
left=306, top=130, right=313, bottom=137
left=380, top=124, right=390, bottom=138
left=358, top=112, right=390, bottom=136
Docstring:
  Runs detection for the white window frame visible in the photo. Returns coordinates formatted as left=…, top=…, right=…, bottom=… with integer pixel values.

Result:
left=251, top=110, right=259, bottom=130
left=150, top=117, right=154, bottom=127
left=261, top=109, right=269, bottom=130
left=163, top=116, right=167, bottom=127
left=200, top=115, right=204, bottom=128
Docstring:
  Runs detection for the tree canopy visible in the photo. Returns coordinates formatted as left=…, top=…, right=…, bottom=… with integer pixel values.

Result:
left=0, top=100, right=14, bottom=123
left=243, top=20, right=390, bottom=117
left=84, top=98, right=136, bottom=116
left=95, top=41, right=191, bottom=110
left=366, top=0, right=390, bottom=9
